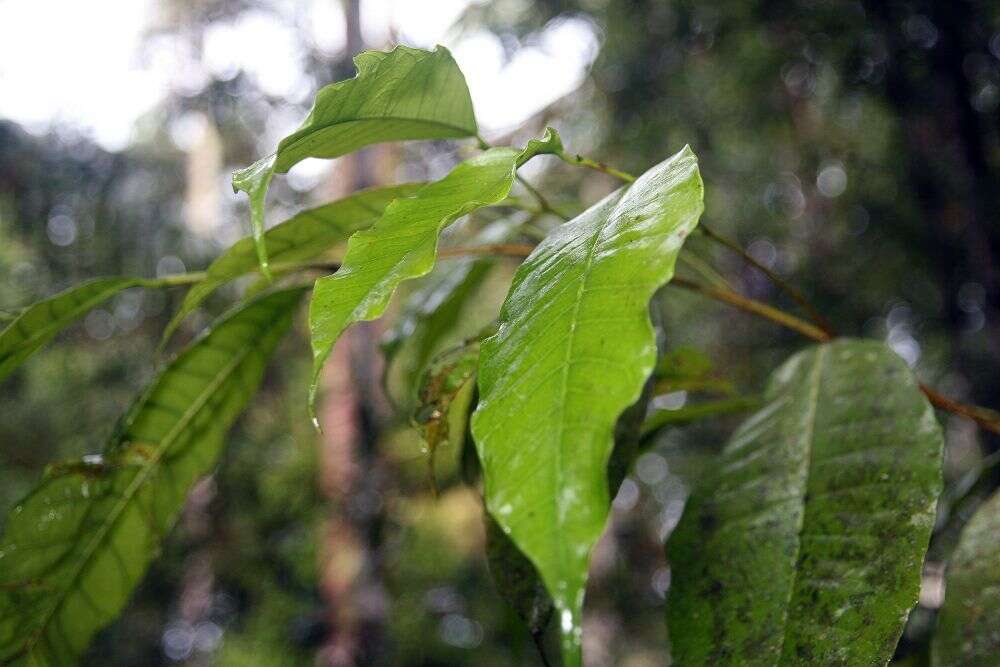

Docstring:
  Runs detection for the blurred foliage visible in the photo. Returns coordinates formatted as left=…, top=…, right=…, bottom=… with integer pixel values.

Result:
left=1, top=0, right=998, bottom=664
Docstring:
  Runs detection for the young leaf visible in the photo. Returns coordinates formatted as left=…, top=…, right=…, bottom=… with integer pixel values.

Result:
left=932, top=489, right=1000, bottom=666
left=163, top=183, right=422, bottom=344
left=234, top=45, right=477, bottom=275
left=667, top=339, right=944, bottom=666
left=308, top=131, right=561, bottom=420
left=0, top=288, right=305, bottom=665
left=470, top=145, right=704, bottom=664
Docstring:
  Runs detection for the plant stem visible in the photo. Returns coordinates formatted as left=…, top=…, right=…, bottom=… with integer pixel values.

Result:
left=669, top=276, right=1000, bottom=435
left=141, top=272, right=207, bottom=287
left=670, top=277, right=833, bottom=342
left=515, top=174, right=569, bottom=221
left=557, top=151, right=637, bottom=183
left=698, top=224, right=835, bottom=336
left=439, top=243, right=537, bottom=259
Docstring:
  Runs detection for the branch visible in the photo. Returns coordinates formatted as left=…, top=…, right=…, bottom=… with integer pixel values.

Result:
left=669, top=276, right=1000, bottom=435
left=698, top=224, right=835, bottom=336
left=557, top=151, right=637, bottom=183
left=669, top=277, right=833, bottom=343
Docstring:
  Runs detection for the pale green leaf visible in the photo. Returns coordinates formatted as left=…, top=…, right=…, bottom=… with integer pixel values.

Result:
left=471, top=145, right=704, bottom=664
left=163, top=183, right=422, bottom=344
left=0, top=288, right=305, bottom=665
left=932, top=489, right=1000, bottom=666
left=234, top=45, right=477, bottom=275
left=308, top=131, right=561, bottom=419
left=667, top=339, right=944, bottom=666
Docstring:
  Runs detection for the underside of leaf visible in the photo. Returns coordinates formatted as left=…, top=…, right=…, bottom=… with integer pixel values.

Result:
left=0, top=288, right=305, bottom=665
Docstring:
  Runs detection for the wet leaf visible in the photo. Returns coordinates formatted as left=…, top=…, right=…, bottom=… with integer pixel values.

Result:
left=163, top=183, right=422, bottom=345
left=471, top=145, right=704, bottom=664
left=667, top=339, right=944, bottom=666
left=233, top=45, right=477, bottom=275
left=932, top=489, right=1000, bottom=666
left=308, top=130, right=561, bottom=419
left=0, top=288, right=305, bottom=665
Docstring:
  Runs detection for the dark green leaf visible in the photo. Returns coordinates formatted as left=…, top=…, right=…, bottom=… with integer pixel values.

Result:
left=470, top=146, right=704, bottom=664
left=932, top=489, right=1000, bottom=666
left=308, top=131, right=561, bottom=419
left=0, top=288, right=305, bottom=665
left=234, top=45, right=477, bottom=275
left=667, top=339, right=944, bottom=666
left=163, top=183, right=422, bottom=344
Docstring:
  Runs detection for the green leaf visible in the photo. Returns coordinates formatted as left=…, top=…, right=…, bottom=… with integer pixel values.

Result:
left=485, top=514, right=554, bottom=644
left=381, top=219, right=516, bottom=404
left=639, top=395, right=760, bottom=440
left=932, top=489, right=1000, bottom=666
left=0, top=288, right=305, bottom=665
left=667, top=339, right=944, bottom=666
left=0, top=278, right=141, bottom=382
left=0, top=275, right=201, bottom=383
left=234, top=45, right=477, bottom=275
left=163, top=183, right=422, bottom=345
left=308, top=131, right=561, bottom=420
left=412, top=339, right=481, bottom=493
left=470, top=145, right=704, bottom=664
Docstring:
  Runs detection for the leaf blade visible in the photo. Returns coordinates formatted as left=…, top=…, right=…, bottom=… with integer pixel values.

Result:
left=234, top=45, right=477, bottom=274
left=932, top=489, right=1000, bottom=666
left=163, top=183, right=422, bottom=344
left=470, top=145, right=704, bottom=664
left=0, top=277, right=143, bottom=382
left=667, top=339, right=944, bottom=666
left=308, top=131, right=561, bottom=419
left=0, top=288, right=305, bottom=665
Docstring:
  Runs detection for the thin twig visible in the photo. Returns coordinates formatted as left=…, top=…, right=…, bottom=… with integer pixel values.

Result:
left=698, top=224, right=835, bottom=336
left=516, top=174, right=569, bottom=221
left=670, top=277, right=833, bottom=343
left=669, top=276, right=1000, bottom=435
left=439, top=243, right=536, bottom=259
left=920, top=385, right=1000, bottom=436
left=557, top=151, right=637, bottom=183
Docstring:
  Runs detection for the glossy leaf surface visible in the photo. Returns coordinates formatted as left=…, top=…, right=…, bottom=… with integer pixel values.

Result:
left=667, top=339, right=944, bottom=666
left=233, top=45, right=476, bottom=275
left=0, top=288, right=305, bottom=665
left=932, top=489, right=1000, bottom=666
left=308, top=132, right=560, bottom=417
left=471, top=145, right=704, bottom=664
left=164, top=183, right=421, bottom=343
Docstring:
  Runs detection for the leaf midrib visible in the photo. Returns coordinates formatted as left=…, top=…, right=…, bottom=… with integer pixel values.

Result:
left=22, top=333, right=258, bottom=659
left=776, top=345, right=826, bottom=664
left=549, top=218, right=605, bottom=603
left=276, top=116, right=474, bottom=171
